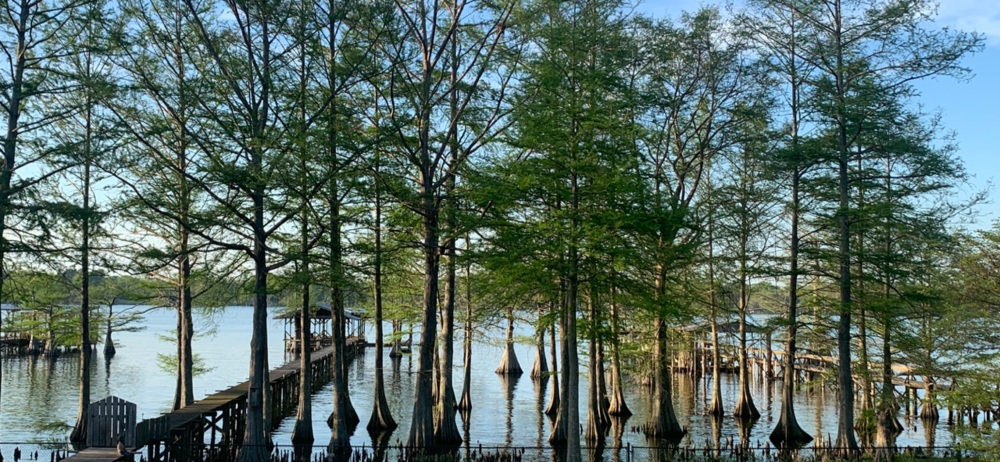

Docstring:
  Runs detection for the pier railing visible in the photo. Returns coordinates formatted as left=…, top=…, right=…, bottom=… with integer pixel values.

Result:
left=133, top=338, right=363, bottom=462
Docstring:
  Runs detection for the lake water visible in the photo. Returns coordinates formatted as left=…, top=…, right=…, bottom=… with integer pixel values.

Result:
left=0, top=306, right=954, bottom=450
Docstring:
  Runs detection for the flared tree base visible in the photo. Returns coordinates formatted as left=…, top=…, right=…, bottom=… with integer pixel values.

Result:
left=456, top=391, right=472, bottom=411
left=769, top=414, right=813, bottom=448
left=530, top=348, right=548, bottom=379
left=367, top=398, right=398, bottom=434
left=707, top=397, right=725, bottom=416
left=290, top=419, right=314, bottom=445
left=496, top=343, right=523, bottom=375
left=69, top=419, right=86, bottom=444
left=733, top=396, right=761, bottom=420
left=608, top=393, right=631, bottom=417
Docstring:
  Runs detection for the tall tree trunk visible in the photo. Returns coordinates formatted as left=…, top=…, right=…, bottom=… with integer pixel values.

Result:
left=173, top=311, right=183, bottom=412
left=707, top=205, right=723, bottom=416
left=178, top=258, right=195, bottom=409
left=328, top=273, right=350, bottom=449
left=406, top=181, right=440, bottom=447
left=874, top=314, right=899, bottom=459
left=237, top=221, right=271, bottom=462
left=607, top=288, right=630, bottom=417
left=291, top=210, right=313, bottom=444
left=733, top=271, right=759, bottom=419
left=433, top=32, right=462, bottom=442
left=585, top=291, right=609, bottom=443
left=70, top=94, right=95, bottom=445
left=175, top=28, right=195, bottom=412
left=545, top=322, right=560, bottom=417
left=596, top=336, right=609, bottom=413
left=857, top=153, right=872, bottom=416
left=833, top=0, right=859, bottom=451
left=549, top=270, right=580, bottom=461
left=328, top=174, right=355, bottom=446
left=769, top=171, right=812, bottom=447
left=768, top=9, right=810, bottom=443
left=433, top=212, right=461, bottom=442
left=368, top=160, right=396, bottom=433
left=457, top=263, right=473, bottom=411
left=645, top=315, right=684, bottom=443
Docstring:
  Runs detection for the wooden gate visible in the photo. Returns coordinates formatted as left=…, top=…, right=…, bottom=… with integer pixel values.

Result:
left=87, top=396, right=137, bottom=448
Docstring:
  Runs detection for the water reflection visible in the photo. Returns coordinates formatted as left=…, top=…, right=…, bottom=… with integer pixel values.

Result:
left=369, top=428, right=394, bottom=462
left=711, top=413, right=723, bottom=454
left=736, top=416, right=755, bottom=448
left=499, top=373, right=519, bottom=446
left=0, top=307, right=959, bottom=452
left=534, top=375, right=548, bottom=446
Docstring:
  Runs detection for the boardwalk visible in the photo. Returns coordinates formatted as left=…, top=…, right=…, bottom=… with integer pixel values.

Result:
left=67, top=338, right=360, bottom=462
left=66, top=448, right=123, bottom=462
left=676, top=342, right=950, bottom=391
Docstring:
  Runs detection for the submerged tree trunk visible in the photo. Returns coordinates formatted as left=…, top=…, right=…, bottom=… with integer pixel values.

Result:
left=390, top=320, right=402, bottom=358
left=833, top=0, right=859, bottom=451
left=496, top=309, right=522, bottom=375
left=328, top=300, right=350, bottom=448
left=406, top=194, right=440, bottom=447
left=457, top=264, right=474, bottom=411
left=585, top=293, right=608, bottom=443
left=607, top=289, right=630, bottom=417
left=368, top=168, right=396, bottom=433
left=433, top=225, right=461, bottom=443
left=645, top=317, right=684, bottom=443
left=550, top=264, right=581, bottom=462
left=237, top=237, right=271, bottom=462
left=178, top=260, right=194, bottom=409
left=769, top=171, right=812, bottom=448
left=290, top=292, right=313, bottom=444
left=874, top=315, right=899, bottom=459
left=530, top=306, right=549, bottom=380
left=104, top=310, right=115, bottom=357
left=327, top=172, right=353, bottom=448
left=70, top=104, right=95, bottom=445
left=733, top=233, right=760, bottom=420
left=545, top=323, right=560, bottom=417
left=596, top=336, right=609, bottom=413
left=291, top=210, right=313, bottom=444
left=707, top=211, right=723, bottom=416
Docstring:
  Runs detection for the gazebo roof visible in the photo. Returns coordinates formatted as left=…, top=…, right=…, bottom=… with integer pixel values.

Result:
left=277, top=303, right=361, bottom=321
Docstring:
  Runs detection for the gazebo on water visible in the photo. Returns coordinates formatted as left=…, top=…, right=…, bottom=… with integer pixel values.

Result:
left=279, top=303, right=364, bottom=353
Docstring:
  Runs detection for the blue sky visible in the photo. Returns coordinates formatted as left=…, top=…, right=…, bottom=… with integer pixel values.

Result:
left=637, top=0, right=1000, bottom=229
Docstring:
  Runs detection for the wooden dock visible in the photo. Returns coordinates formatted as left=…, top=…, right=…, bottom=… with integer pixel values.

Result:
left=66, top=338, right=361, bottom=462
left=65, top=448, right=123, bottom=462
left=676, top=341, right=949, bottom=391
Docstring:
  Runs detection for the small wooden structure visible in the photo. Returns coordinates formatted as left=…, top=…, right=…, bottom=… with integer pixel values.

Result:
left=0, top=304, right=30, bottom=355
left=87, top=396, right=137, bottom=448
left=279, top=303, right=364, bottom=352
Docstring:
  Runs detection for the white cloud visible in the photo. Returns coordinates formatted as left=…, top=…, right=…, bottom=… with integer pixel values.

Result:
left=933, top=0, right=1000, bottom=44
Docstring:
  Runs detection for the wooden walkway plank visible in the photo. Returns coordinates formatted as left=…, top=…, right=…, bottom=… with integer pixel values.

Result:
left=65, top=448, right=123, bottom=462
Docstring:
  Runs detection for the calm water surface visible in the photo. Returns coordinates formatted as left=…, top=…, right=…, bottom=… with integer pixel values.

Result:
left=1, top=306, right=953, bottom=449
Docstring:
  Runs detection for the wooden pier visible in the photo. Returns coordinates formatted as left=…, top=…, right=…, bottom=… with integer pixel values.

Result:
left=0, top=333, right=29, bottom=355
left=674, top=340, right=949, bottom=392
left=65, top=338, right=361, bottom=462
